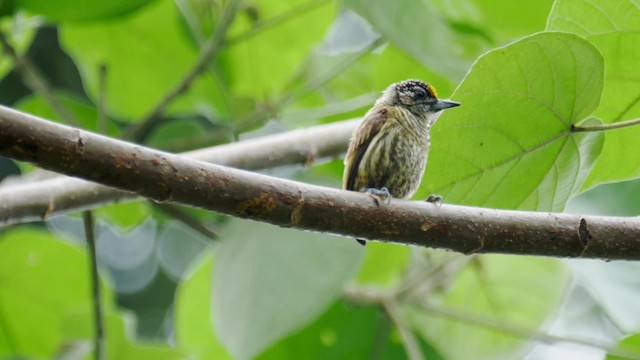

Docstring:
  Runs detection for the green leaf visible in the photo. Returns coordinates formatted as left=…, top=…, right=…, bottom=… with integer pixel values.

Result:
left=344, top=0, right=474, bottom=80
left=581, top=32, right=640, bottom=188
left=355, top=242, right=410, bottom=287
left=288, top=43, right=456, bottom=127
left=0, top=14, right=38, bottom=80
left=15, top=0, right=155, bottom=22
left=213, top=219, right=364, bottom=360
left=412, top=255, right=568, bottom=360
left=437, top=0, right=554, bottom=45
left=96, top=202, right=151, bottom=229
left=257, top=300, right=415, bottom=359
left=59, top=0, right=224, bottom=120
left=0, top=229, right=112, bottom=358
left=15, top=91, right=119, bottom=135
left=547, top=0, right=640, bottom=36
left=63, top=311, right=185, bottom=359
left=422, top=32, right=604, bottom=211
left=220, top=0, right=335, bottom=101
left=548, top=1, right=640, bottom=188
left=608, top=334, right=640, bottom=360
left=173, top=252, right=233, bottom=360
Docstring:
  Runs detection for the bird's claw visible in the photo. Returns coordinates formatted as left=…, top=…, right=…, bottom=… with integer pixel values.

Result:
left=365, top=187, right=391, bottom=206
left=426, top=194, right=443, bottom=207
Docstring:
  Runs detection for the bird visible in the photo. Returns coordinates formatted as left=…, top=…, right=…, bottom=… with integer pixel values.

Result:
left=342, top=79, right=460, bottom=245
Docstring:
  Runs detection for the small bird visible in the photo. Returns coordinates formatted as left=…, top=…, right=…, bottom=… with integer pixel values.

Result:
left=342, top=79, right=460, bottom=245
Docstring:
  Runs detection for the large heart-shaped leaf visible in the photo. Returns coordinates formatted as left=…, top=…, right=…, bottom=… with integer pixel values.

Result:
left=421, top=32, right=604, bottom=211
left=548, top=0, right=640, bottom=188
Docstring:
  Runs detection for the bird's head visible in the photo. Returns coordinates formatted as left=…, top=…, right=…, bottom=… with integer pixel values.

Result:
left=380, top=79, right=460, bottom=114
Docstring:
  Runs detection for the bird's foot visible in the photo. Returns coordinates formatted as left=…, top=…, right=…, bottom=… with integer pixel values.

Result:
left=365, top=187, right=391, bottom=206
left=356, top=238, right=367, bottom=246
left=426, top=194, right=443, bottom=207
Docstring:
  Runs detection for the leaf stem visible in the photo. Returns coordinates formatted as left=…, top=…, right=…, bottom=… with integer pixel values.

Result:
left=572, top=118, right=640, bottom=132
left=382, top=299, right=425, bottom=360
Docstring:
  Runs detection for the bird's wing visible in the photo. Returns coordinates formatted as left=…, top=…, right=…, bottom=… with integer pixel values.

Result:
left=343, top=107, right=390, bottom=191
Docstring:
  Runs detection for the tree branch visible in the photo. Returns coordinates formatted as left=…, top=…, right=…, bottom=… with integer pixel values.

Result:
left=0, top=106, right=356, bottom=226
left=1, top=105, right=639, bottom=260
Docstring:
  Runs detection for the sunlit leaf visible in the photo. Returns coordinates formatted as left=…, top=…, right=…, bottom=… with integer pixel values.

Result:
left=15, top=0, right=155, bottom=22
left=220, top=0, right=335, bottom=101
left=431, top=0, right=554, bottom=45
left=355, top=242, right=410, bottom=287
left=0, top=229, right=112, bottom=358
left=59, top=0, right=225, bottom=120
left=547, top=0, right=640, bottom=35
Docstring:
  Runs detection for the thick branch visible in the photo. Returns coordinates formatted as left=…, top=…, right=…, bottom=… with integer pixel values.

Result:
left=1, top=106, right=640, bottom=259
left=0, top=106, right=356, bottom=226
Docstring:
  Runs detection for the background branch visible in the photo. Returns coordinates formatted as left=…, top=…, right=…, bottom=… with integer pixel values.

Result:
left=1, top=106, right=640, bottom=260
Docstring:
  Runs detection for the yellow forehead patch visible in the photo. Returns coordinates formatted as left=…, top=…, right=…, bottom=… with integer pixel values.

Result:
left=427, top=84, right=438, bottom=98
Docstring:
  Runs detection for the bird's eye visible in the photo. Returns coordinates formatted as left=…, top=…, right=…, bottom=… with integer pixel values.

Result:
left=414, top=88, right=428, bottom=100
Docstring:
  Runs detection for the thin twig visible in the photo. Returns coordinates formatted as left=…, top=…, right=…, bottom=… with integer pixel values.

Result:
left=382, top=299, right=425, bottom=360
left=153, top=203, right=219, bottom=240
left=82, top=211, right=104, bottom=360
left=0, top=30, right=80, bottom=127
left=572, top=118, right=640, bottom=133
left=370, top=312, right=392, bottom=360
left=123, top=0, right=244, bottom=141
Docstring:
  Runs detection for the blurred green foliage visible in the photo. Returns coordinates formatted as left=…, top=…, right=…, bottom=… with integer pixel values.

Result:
left=1, top=0, right=640, bottom=359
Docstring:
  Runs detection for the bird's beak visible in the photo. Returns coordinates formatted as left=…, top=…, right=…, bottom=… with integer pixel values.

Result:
left=431, top=100, right=461, bottom=112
